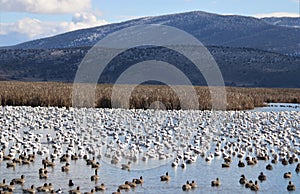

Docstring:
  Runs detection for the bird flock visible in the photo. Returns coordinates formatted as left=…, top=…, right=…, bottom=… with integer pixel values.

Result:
left=0, top=106, right=300, bottom=193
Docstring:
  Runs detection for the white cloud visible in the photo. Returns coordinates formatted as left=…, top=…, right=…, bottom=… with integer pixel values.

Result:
left=0, top=13, right=108, bottom=45
left=0, top=0, right=91, bottom=14
left=254, top=12, right=300, bottom=18
left=63, top=12, right=108, bottom=32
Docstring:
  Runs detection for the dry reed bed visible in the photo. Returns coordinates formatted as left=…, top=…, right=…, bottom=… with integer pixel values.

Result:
left=0, top=81, right=299, bottom=110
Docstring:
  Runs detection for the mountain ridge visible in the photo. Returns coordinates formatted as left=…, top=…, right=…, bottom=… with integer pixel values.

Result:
left=0, top=10, right=299, bottom=88
left=3, top=11, right=300, bottom=56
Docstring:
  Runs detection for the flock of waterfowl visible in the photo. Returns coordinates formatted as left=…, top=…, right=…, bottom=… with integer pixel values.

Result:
left=0, top=106, right=300, bottom=193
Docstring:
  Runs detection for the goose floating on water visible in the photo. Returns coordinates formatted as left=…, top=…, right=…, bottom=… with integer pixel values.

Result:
left=245, top=180, right=253, bottom=188
left=62, top=163, right=70, bottom=172
left=69, top=186, right=81, bottom=194
left=250, top=181, right=259, bottom=191
left=283, top=172, right=292, bottom=179
left=118, top=181, right=131, bottom=190
left=68, top=180, right=74, bottom=187
left=239, top=174, right=247, bottom=185
left=287, top=181, right=296, bottom=191
left=12, top=175, right=25, bottom=185
left=133, top=176, right=144, bottom=184
left=84, top=188, right=95, bottom=194
left=189, top=180, right=197, bottom=188
left=91, top=169, right=99, bottom=181
left=258, top=172, right=266, bottom=181
left=121, top=161, right=131, bottom=171
left=160, top=172, right=171, bottom=181
left=112, top=189, right=121, bottom=194
left=182, top=180, right=192, bottom=191
left=95, top=183, right=106, bottom=191
left=23, top=185, right=35, bottom=194
left=211, top=178, right=220, bottom=187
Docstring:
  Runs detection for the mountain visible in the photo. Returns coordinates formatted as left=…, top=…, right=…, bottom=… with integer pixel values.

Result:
left=4, top=11, right=300, bottom=56
left=0, top=11, right=299, bottom=88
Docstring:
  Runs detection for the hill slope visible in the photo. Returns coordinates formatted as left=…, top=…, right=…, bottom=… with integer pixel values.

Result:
left=0, top=46, right=299, bottom=88
left=5, top=11, right=300, bottom=56
left=1, top=11, right=299, bottom=88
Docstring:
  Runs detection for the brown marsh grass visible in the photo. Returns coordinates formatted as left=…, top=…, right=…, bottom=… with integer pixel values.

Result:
left=0, top=81, right=299, bottom=110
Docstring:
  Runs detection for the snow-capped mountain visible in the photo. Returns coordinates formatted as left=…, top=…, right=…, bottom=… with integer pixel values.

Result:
left=0, top=11, right=299, bottom=87
left=5, top=11, right=300, bottom=56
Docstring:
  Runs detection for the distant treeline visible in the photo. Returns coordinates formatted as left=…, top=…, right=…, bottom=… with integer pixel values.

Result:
left=0, top=81, right=299, bottom=110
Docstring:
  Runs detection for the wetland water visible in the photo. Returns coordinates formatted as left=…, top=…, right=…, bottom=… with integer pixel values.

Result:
left=0, top=104, right=300, bottom=193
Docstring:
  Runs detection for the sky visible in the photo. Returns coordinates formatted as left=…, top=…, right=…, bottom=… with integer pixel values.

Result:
left=0, top=0, right=299, bottom=46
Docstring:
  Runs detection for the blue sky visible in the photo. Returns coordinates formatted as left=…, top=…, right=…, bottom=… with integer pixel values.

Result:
left=0, top=0, right=299, bottom=46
